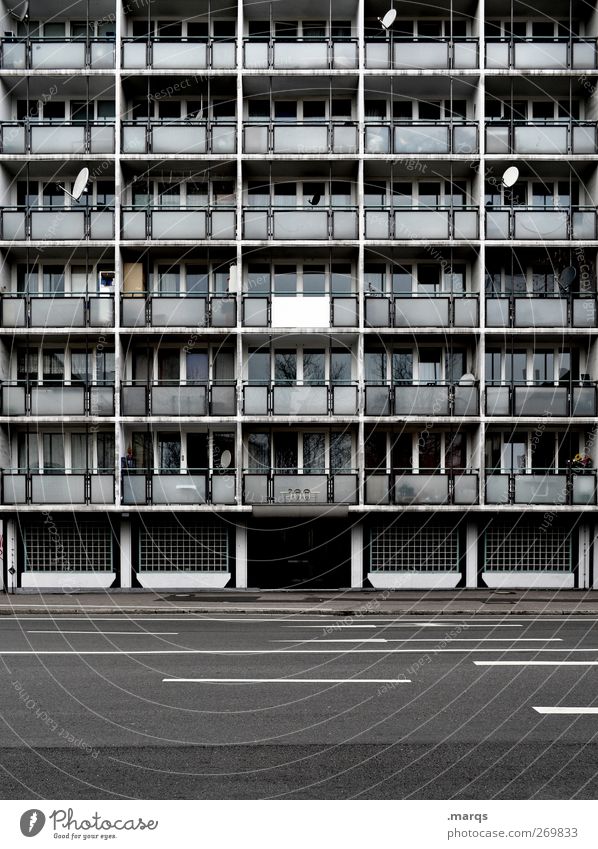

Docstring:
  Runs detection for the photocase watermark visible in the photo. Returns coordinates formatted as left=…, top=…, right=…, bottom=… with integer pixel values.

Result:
left=377, top=624, right=466, bottom=694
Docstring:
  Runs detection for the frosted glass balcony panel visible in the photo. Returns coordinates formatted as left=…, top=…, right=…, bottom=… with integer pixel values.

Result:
left=274, top=125, right=328, bottom=153
left=2, top=298, right=26, bottom=327
left=365, top=297, right=391, bottom=327
left=212, top=475, right=236, bottom=504
left=365, top=210, right=391, bottom=239
left=274, top=42, right=327, bottom=69
left=394, top=386, right=450, bottom=416
left=211, top=297, right=236, bottom=327
left=90, top=125, right=114, bottom=153
left=31, top=210, right=85, bottom=240
left=394, top=474, right=449, bottom=504
left=454, top=41, right=478, bottom=68
left=514, top=210, right=567, bottom=240
left=514, top=475, right=567, bottom=504
left=121, top=386, right=147, bottom=416
left=572, top=41, right=597, bottom=68
left=365, top=126, right=390, bottom=153
left=486, top=125, right=509, bottom=154
left=244, top=474, right=269, bottom=503
left=454, top=298, right=478, bottom=326
left=365, top=386, right=391, bottom=415
left=122, top=211, right=146, bottom=239
left=244, top=386, right=269, bottom=415
left=514, top=42, right=567, bottom=69
left=274, top=475, right=327, bottom=503
left=365, top=475, right=391, bottom=505
left=122, top=126, right=146, bottom=153
left=90, top=475, right=114, bottom=504
left=152, top=385, right=207, bottom=416
left=211, top=211, right=235, bottom=239
left=572, top=475, right=597, bottom=505
left=122, top=475, right=146, bottom=505
left=514, top=125, right=567, bottom=154
left=514, top=387, right=568, bottom=417
left=211, top=42, right=235, bottom=68
left=394, top=42, right=449, bottom=69
left=244, top=125, right=268, bottom=153
left=395, top=298, right=449, bottom=327
left=32, top=474, right=85, bottom=504
left=151, top=210, right=206, bottom=239
left=243, top=297, right=269, bottom=327
left=2, top=125, right=25, bottom=153
left=244, top=42, right=269, bottom=68
left=151, top=297, right=206, bottom=327
left=485, top=41, right=509, bottom=68
left=573, top=299, right=597, bottom=327
left=486, top=475, right=509, bottom=504
left=572, top=387, right=596, bottom=416
left=332, top=386, right=358, bottom=415
left=90, top=211, right=114, bottom=239
left=453, top=124, right=477, bottom=153
left=486, top=386, right=510, bottom=416
left=273, top=210, right=327, bottom=239
left=454, top=386, right=479, bottom=416
left=572, top=212, right=596, bottom=239
left=1, top=385, right=26, bottom=415
left=31, top=386, right=85, bottom=416
left=153, top=42, right=207, bottom=68
left=3, top=475, right=27, bottom=504
left=273, top=386, right=328, bottom=415
left=91, top=41, right=114, bottom=68
left=333, top=42, right=357, bottom=68
left=122, top=42, right=146, bottom=68
left=486, top=211, right=510, bottom=239
left=211, top=385, right=236, bottom=416
left=515, top=298, right=567, bottom=327
left=332, top=297, right=357, bottom=327
left=32, top=42, right=85, bottom=68
left=121, top=298, right=146, bottom=327
left=31, top=298, right=85, bottom=327
left=454, top=210, right=478, bottom=238
left=3, top=211, right=26, bottom=239
left=89, top=297, right=114, bottom=327
left=394, top=210, right=450, bottom=239
left=152, top=475, right=207, bottom=504
left=212, top=125, right=235, bottom=153
left=333, top=474, right=358, bottom=503
left=152, top=126, right=206, bottom=154
left=89, top=386, right=114, bottom=416
left=454, top=474, right=478, bottom=504
left=2, top=41, right=26, bottom=69
left=572, top=125, right=596, bottom=153
left=333, top=211, right=357, bottom=239
left=486, top=299, right=509, bottom=326
left=365, top=42, right=390, bottom=68
left=394, top=125, right=449, bottom=153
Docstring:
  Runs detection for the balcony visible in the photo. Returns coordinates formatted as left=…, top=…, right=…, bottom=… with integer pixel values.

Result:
left=365, top=122, right=478, bottom=155
left=121, top=207, right=236, bottom=240
left=1, top=383, right=115, bottom=417
left=120, top=382, right=236, bottom=416
left=365, top=207, right=479, bottom=240
left=243, top=295, right=357, bottom=328
left=486, top=471, right=597, bottom=505
left=365, top=471, right=479, bottom=505
left=122, top=121, right=236, bottom=155
left=0, top=207, right=114, bottom=241
left=1, top=294, right=114, bottom=328
left=485, top=383, right=597, bottom=417
left=122, top=38, right=235, bottom=70
left=243, top=38, right=358, bottom=70
left=243, top=207, right=358, bottom=240
left=2, top=471, right=115, bottom=505
left=365, top=382, right=479, bottom=417
left=122, top=471, right=236, bottom=505
left=1, top=37, right=115, bottom=70
left=121, top=294, right=236, bottom=328
left=365, top=294, right=478, bottom=328
left=486, top=122, right=597, bottom=155
left=365, top=37, right=478, bottom=70
left=243, top=383, right=358, bottom=416
left=243, top=471, right=358, bottom=505
left=485, top=207, right=596, bottom=240
left=486, top=295, right=597, bottom=328
left=1, top=122, right=115, bottom=155
left=485, top=38, right=597, bottom=70
left=244, top=122, right=358, bottom=155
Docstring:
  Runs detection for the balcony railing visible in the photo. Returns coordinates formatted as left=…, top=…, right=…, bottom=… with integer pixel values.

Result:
left=485, top=470, right=597, bottom=505
left=365, top=382, right=479, bottom=416
left=1, top=382, right=115, bottom=417
left=121, top=294, right=235, bottom=328
left=486, top=295, right=597, bottom=328
left=485, top=383, right=597, bottom=417
left=242, top=295, right=357, bottom=328
left=2, top=471, right=115, bottom=505
left=1, top=294, right=114, bottom=328
left=244, top=122, right=357, bottom=155
left=122, top=37, right=235, bottom=69
left=121, top=382, right=236, bottom=416
left=0, top=207, right=114, bottom=241
left=485, top=37, right=597, bottom=70
left=486, top=121, right=597, bottom=155
left=365, top=122, right=478, bottom=155
left=1, top=122, right=115, bottom=155
left=243, top=383, right=358, bottom=416
left=243, top=207, right=358, bottom=240
left=121, top=206, right=236, bottom=240
left=243, top=37, right=358, bottom=70
left=365, top=206, right=479, bottom=240
left=243, top=471, right=358, bottom=504
left=122, top=121, right=236, bottom=155
left=122, top=470, right=236, bottom=505
left=485, top=207, right=596, bottom=240
left=365, top=294, right=478, bottom=328
left=365, top=37, right=478, bottom=70
left=1, top=37, right=115, bottom=70
left=365, top=470, right=479, bottom=505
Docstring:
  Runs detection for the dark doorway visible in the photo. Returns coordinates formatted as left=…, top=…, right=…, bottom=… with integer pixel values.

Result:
left=247, top=519, right=351, bottom=589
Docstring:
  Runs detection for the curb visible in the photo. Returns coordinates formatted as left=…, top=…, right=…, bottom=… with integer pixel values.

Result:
left=1, top=607, right=598, bottom=616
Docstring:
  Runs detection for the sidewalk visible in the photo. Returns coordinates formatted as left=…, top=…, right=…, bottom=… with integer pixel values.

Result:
left=2, top=589, right=598, bottom=615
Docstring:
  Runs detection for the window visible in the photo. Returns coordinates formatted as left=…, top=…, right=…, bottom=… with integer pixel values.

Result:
left=158, top=264, right=180, bottom=294
left=43, top=433, right=65, bottom=472
left=331, top=433, right=352, bottom=471
left=303, top=350, right=325, bottom=385
left=71, top=352, right=91, bottom=384
left=42, top=266, right=65, bottom=294
left=391, top=433, right=412, bottom=469
left=186, top=352, right=208, bottom=383
left=43, top=349, right=64, bottom=382
left=187, top=433, right=208, bottom=472
left=248, top=349, right=270, bottom=383
left=274, top=351, right=297, bottom=384
left=365, top=431, right=386, bottom=471
left=97, top=350, right=115, bottom=384
left=17, top=266, right=37, bottom=294
left=392, top=265, right=413, bottom=294
left=303, top=433, right=325, bottom=473
left=247, top=264, right=270, bottom=294
left=158, top=350, right=179, bottom=383
left=303, top=266, right=326, bottom=295
left=158, top=434, right=181, bottom=472
left=365, top=352, right=386, bottom=383
left=419, top=349, right=442, bottom=382
left=187, top=265, right=208, bottom=294
left=71, top=433, right=91, bottom=471
left=392, top=352, right=413, bottom=383
left=97, top=433, right=115, bottom=472
left=274, top=183, right=296, bottom=206
left=17, top=350, right=38, bottom=382
left=18, top=433, right=38, bottom=470
left=417, top=265, right=440, bottom=293
left=274, top=433, right=297, bottom=470
left=248, top=433, right=270, bottom=470
left=331, top=264, right=352, bottom=294
left=274, top=265, right=297, bottom=295
left=331, top=351, right=351, bottom=384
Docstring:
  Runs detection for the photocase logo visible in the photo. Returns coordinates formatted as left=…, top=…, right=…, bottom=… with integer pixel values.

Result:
left=20, top=810, right=46, bottom=837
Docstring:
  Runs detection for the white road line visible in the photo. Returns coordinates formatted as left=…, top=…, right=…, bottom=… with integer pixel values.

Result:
left=0, top=648, right=596, bottom=655
left=0, top=617, right=523, bottom=624
left=275, top=638, right=561, bottom=643
left=27, top=630, right=179, bottom=635
left=475, top=661, right=598, bottom=667
left=534, top=707, right=598, bottom=715
left=162, top=678, right=411, bottom=684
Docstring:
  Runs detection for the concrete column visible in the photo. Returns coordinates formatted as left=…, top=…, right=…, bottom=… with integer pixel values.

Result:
left=351, top=521, right=364, bottom=588
left=235, top=522, right=248, bottom=588
left=119, top=518, right=132, bottom=588
left=6, top=517, right=17, bottom=591
left=465, top=521, right=479, bottom=588
left=579, top=524, right=591, bottom=589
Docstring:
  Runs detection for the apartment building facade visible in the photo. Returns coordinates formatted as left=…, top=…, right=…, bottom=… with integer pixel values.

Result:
left=0, top=0, right=596, bottom=590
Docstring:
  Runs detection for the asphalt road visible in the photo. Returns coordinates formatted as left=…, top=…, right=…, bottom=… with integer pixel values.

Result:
left=1, top=614, right=598, bottom=799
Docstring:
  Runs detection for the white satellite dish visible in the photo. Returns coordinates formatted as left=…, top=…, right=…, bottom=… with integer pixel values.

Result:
left=58, top=167, right=90, bottom=202
left=8, top=1, right=28, bottom=21
left=502, top=166, right=520, bottom=188
left=560, top=266, right=577, bottom=287
left=379, top=9, right=397, bottom=30
left=220, top=449, right=232, bottom=469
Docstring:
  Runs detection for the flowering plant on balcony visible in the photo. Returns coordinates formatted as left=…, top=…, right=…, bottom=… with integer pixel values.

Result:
left=569, top=453, right=592, bottom=472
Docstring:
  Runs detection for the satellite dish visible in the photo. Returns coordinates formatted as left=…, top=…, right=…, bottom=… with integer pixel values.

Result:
left=308, top=194, right=321, bottom=206
left=220, top=449, right=232, bottom=469
left=72, top=167, right=90, bottom=200
left=560, top=266, right=577, bottom=287
left=8, top=1, right=28, bottom=21
left=379, top=9, right=397, bottom=30
left=502, top=166, right=520, bottom=188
